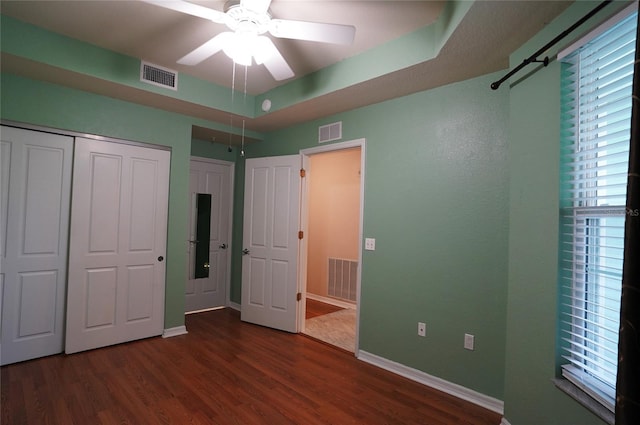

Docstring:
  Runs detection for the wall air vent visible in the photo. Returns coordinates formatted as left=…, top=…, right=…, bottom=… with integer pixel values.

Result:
left=328, top=258, right=358, bottom=302
left=318, top=121, right=342, bottom=143
left=140, top=61, right=178, bottom=90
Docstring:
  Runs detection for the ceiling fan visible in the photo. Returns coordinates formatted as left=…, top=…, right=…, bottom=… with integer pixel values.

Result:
left=142, top=0, right=356, bottom=81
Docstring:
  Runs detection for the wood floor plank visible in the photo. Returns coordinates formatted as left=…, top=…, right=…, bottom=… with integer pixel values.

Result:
left=306, top=299, right=344, bottom=319
left=1, top=308, right=501, bottom=425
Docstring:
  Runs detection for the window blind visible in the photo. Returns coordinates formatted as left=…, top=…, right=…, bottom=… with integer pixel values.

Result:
left=559, top=9, right=637, bottom=411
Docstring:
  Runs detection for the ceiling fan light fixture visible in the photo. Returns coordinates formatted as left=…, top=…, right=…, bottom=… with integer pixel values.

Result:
left=253, top=36, right=274, bottom=65
left=223, top=31, right=258, bottom=66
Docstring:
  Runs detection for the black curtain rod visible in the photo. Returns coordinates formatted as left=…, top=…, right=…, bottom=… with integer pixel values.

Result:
left=490, top=0, right=613, bottom=90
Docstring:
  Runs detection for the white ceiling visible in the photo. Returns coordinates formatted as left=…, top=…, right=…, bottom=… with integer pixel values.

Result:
left=1, top=0, right=574, bottom=136
left=0, top=0, right=446, bottom=94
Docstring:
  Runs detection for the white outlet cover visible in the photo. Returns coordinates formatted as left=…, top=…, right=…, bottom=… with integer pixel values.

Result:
left=418, top=322, right=426, bottom=337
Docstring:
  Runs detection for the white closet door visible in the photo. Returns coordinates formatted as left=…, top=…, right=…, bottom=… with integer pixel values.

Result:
left=1, top=126, right=73, bottom=365
left=65, top=138, right=170, bottom=354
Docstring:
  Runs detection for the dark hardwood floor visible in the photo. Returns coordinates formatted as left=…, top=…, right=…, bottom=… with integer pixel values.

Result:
left=305, top=298, right=344, bottom=319
left=1, top=309, right=501, bottom=425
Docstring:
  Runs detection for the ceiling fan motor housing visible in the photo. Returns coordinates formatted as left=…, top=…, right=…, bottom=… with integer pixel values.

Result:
left=224, top=0, right=271, bottom=35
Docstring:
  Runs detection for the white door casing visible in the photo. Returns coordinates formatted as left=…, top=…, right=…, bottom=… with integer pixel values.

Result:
left=241, top=155, right=300, bottom=333
left=0, top=126, right=73, bottom=365
left=299, top=139, right=366, bottom=354
left=65, top=138, right=170, bottom=354
left=185, top=158, right=233, bottom=312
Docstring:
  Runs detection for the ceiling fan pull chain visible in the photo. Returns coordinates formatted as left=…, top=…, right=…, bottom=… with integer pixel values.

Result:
left=241, top=120, right=246, bottom=157
left=241, top=65, right=248, bottom=157
left=231, top=61, right=236, bottom=110
left=227, top=61, right=237, bottom=152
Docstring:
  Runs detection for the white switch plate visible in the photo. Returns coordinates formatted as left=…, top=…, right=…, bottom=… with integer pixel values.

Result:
left=365, top=238, right=376, bottom=251
left=464, top=333, right=475, bottom=350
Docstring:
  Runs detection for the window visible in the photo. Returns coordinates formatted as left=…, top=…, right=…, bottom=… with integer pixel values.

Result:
left=559, top=7, right=637, bottom=412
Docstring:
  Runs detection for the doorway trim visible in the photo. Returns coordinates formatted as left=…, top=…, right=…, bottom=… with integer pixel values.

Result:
left=299, top=138, right=366, bottom=356
left=189, top=156, right=235, bottom=309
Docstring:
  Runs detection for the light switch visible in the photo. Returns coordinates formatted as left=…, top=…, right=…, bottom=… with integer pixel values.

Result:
left=464, top=333, right=475, bottom=351
left=365, top=238, right=376, bottom=251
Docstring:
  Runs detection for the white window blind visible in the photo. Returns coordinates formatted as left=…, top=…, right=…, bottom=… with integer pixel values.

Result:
left=559, top=9, right=637, bottom=411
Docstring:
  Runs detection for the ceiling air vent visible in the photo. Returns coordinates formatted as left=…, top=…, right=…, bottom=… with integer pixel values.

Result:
left=318, top=121, right=342, bottom=143
left=140, top=61, right=178, bottom=90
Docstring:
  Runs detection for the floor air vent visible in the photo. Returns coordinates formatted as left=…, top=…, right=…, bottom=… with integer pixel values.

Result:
left=140, top=61, right=178, bottom=90
left=318, top=122, right=342, bottom=143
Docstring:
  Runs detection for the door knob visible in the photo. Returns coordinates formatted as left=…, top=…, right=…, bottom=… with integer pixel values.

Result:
left=242, top=248, right=250, bottom=255
left=219, top=243, right=227, bottom=249
left=158, top=256, right=164, bottom=262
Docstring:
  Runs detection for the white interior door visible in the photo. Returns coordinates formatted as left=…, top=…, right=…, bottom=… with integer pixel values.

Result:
left=241, top=155, right=300, bottom=333
left=0, top=126, right=73, bottom=365
left=65, top=138, right=170, bottom=354
left=185, top=158, right=232, bottom=312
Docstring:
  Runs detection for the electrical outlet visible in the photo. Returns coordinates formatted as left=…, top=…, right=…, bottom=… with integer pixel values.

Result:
left=464, top=333, right=475, bottom=350
left=418, top=322, right=426, bottom=337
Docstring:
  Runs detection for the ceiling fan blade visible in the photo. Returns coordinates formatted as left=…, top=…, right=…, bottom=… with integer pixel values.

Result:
left=177, top=32, right=234, bottom=65
left=268, top=19, right=355, bottom=45
left=140, top=0, right=228, bottom=24
left=240, top=0, right=272, bottom=14
left=254, top=36, right=294, bottom=81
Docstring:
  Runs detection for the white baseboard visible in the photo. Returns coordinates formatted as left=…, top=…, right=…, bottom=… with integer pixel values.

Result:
left=185, top=306, right=225, bottom=315
left=228, top=301, right=241, bottom=311
left=357, top=350, right=504, bottom=415
left=162, top=325, right=188, bottom=338
left=306, top=293, right=356, bottom=310
left=500, top=418, right=512, bottom=425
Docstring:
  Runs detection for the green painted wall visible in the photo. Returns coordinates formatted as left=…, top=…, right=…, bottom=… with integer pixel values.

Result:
left=502, top=1, right=631, bottom=424
left=3, top=0, right=633, bottom=420
left=236, top=72, right=510, bottom=400
left=0, top=14, right=254, bottom=117
left=254, top=0, right=473, bottom=116
left=1, top=72, right=193, bottom=330
left=190, top=138, right=239, bottom=161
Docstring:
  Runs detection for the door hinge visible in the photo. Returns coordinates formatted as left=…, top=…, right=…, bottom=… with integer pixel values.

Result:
left=300, top=168, right=306, bottom=178
left=297, top=292, right=302, bottom=301
left=298, top=231, right=304, bottom=239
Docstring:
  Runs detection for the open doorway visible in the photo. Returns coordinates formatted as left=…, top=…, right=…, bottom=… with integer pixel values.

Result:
left=300, top=141, right=364, bottom=353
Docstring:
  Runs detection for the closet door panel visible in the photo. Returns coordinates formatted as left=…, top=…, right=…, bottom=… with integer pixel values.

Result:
left=0, top=126, right=73, bottom=365
left=66, top=138, right=169, bottom=354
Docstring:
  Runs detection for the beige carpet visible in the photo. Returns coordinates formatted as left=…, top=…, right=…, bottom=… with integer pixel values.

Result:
left=304, top=308, right=356, bottom=352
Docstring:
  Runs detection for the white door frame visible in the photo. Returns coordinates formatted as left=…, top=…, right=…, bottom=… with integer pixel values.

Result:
left=188, top=156, right=235, bottom=309
left=299, top=138, right=366, bottom=356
